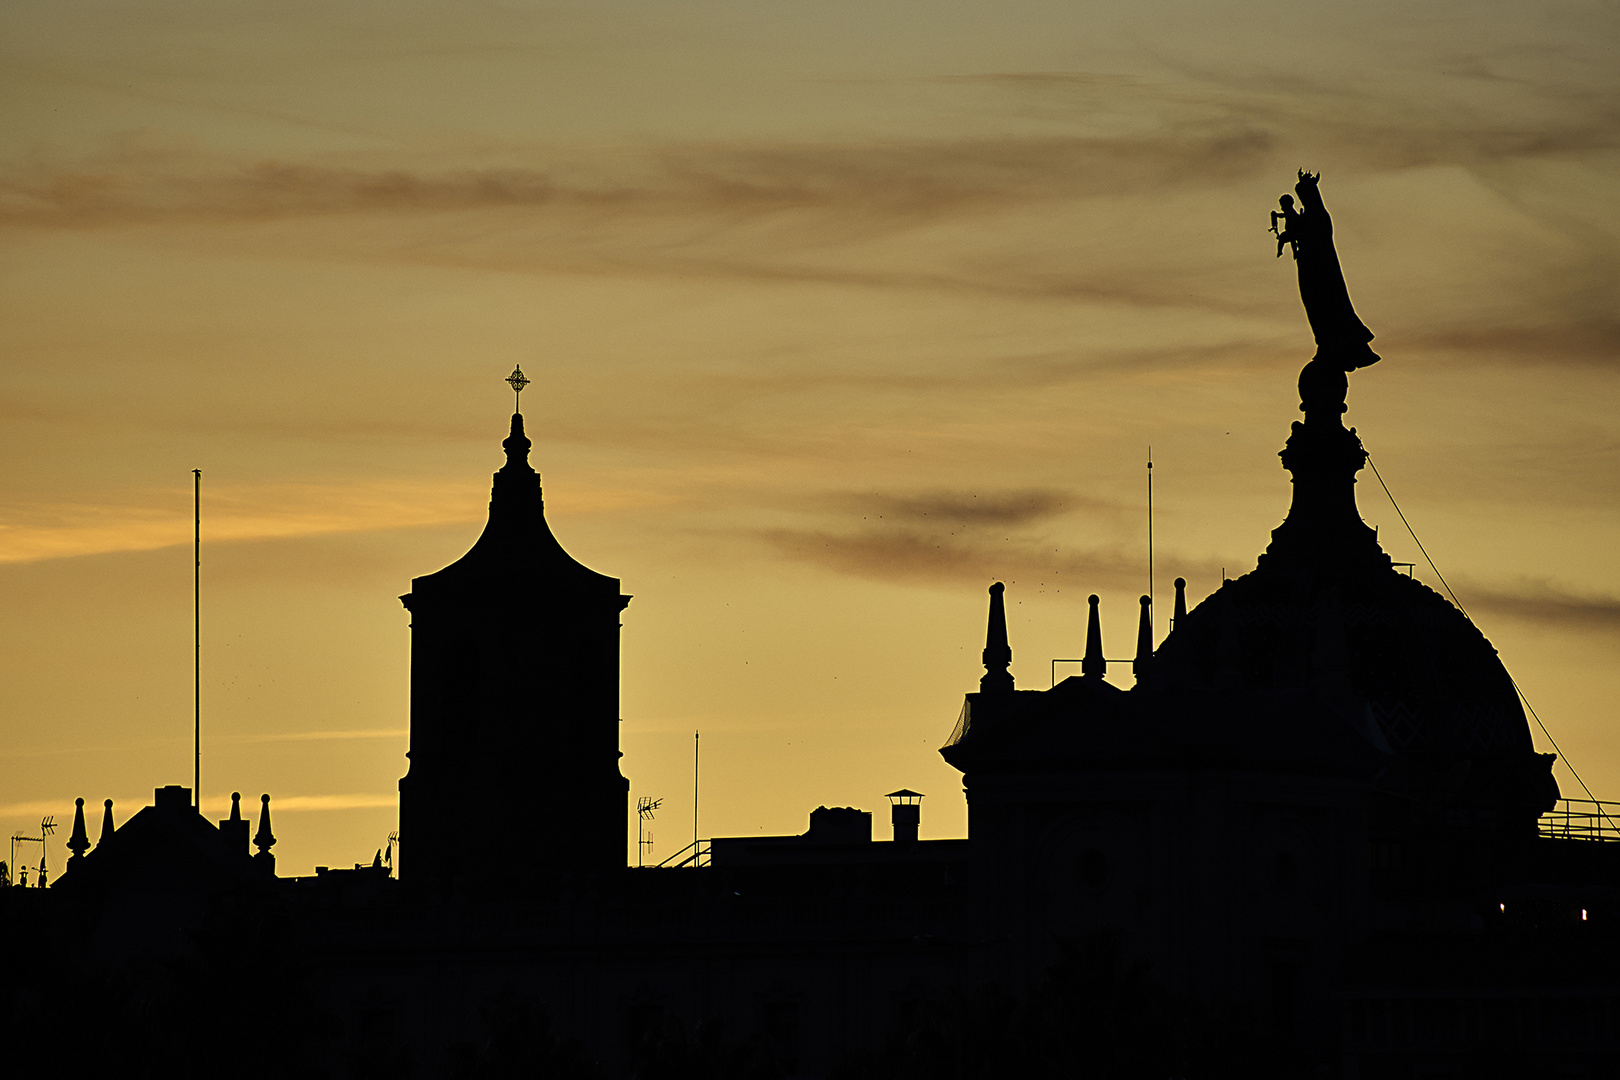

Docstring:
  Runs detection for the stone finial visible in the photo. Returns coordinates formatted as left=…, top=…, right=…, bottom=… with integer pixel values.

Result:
left=1082, top=594, right=1105, bottom=680
left=253, top=794, right=277, bottom=872
left=502, top=412, right=533, bottom=471
left=979, top=582, right=1014, bottom=693
left=1133, top=595, right=1153, bottom=681
left=1173, top=577, right=1187, bottom=627
left=218, top=792, right=250, bottom=855
left=67, top=797, right=91, bottom=864
left=97, top=799, right=115, bottom=850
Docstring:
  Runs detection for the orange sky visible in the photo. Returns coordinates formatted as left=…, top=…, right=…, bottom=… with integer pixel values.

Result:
left=3, top=1, right=1618, bottom=876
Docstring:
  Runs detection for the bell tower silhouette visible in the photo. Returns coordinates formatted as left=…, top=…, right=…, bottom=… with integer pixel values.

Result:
left=399, top=369, right=631, bottom=895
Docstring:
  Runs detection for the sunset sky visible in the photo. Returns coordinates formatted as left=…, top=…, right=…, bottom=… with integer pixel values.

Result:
left=3, top=1, right=1617, bottom=877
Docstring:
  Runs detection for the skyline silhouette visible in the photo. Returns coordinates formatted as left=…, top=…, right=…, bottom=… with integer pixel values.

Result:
left=3, top=0, right=1618, bottom=882
left=7, top=137, right=1620, bottom=1069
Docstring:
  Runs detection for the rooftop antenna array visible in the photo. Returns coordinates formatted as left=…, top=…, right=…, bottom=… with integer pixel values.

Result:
left=9, top=816, right=56, bottom=888
left=385, top=831, right=399, bottom=877
left=636, top=797, right=662, bottom=867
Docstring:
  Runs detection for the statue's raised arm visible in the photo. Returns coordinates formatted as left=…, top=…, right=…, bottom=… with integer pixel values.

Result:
left=1275, top=171, right=1379, bottom=372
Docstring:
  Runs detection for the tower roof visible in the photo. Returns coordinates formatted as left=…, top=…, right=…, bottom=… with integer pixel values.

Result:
left=408, top=412, right=619, bottom=601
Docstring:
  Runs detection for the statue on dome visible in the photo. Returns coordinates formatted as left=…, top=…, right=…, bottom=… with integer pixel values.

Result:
left=1272, top=171, right=1379, bottom=418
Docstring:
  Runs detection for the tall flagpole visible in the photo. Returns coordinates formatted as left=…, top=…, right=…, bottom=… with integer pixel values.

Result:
left=194, top=468, right=201, bottom=814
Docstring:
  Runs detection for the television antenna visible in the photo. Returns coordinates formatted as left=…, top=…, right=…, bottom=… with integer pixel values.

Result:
left=10, top=816, right=55, bottom=889
left=384, top=831, right=399, bottom=877
left=636, top=797, right=661, bottom=868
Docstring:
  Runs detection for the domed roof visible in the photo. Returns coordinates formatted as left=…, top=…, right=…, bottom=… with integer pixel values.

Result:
left=1153, top=562, right=1531, bottom=760
left=942, top=399, right=1556, bottom=826
left=1147, top=409, right=1551, bottom=817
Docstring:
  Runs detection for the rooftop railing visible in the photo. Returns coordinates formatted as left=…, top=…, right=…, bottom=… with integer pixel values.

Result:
left=1538, top=799, right=1620, bottom=842
left=653, top=839, right=710, bottom=868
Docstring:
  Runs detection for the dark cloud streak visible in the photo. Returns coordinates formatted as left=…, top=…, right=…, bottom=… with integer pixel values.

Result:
left=760, top=524, right=1222, bottom=596
left=1465, top=579, right=1620, bottom=632
left=1402, top=320, right=1620, bottom=370
left=0, top=126, right=1278, bottom=231
left=829, top=488, right=1099, bottom=527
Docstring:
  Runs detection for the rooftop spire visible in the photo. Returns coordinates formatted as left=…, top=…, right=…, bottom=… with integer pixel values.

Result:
left=97, top=799, right=114, bottom=850
left=1133, top=595, right=1153, bottom=681
left=67, top=797, right=90, bottom=866
left=1173, top=577, right=1187, bottom=627
left=506, top=364, right=531, bottom=414
left=980, top=582, right=1013, bottom=693
left=1083, top=594, right=1105, bottom=680
left=502, top=411, right=534, bottom=472
left=501, top=367, right=536, bottom=476
left=253, top=794, right=276, bottom=874
left=217, top=791, right=250, bottom=854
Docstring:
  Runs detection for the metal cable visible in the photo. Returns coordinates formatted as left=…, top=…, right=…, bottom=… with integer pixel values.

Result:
left=1364, top=449, right=1611, bottom=820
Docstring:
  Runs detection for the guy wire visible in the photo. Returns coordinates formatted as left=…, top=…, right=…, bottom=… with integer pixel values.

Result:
left=1365, top=449, right=1610, bottom=819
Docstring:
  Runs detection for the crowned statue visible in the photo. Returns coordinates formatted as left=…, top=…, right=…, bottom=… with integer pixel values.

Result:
left=1271, top=171, right=1379, bottom=419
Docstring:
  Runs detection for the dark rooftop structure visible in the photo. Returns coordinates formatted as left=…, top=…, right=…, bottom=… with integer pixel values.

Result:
left=13, top=181, right=1620, bottom=1078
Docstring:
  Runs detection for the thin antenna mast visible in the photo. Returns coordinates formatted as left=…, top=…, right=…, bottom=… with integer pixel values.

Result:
left=193, top=468, right=201, bottom=815
left=9, top=817, right=54, bottom=888
left=692, top=731, right=700, bottom=857
left=637, top=797, right=662, bottom=867
left=1146, top=448, right=1154, bottom=636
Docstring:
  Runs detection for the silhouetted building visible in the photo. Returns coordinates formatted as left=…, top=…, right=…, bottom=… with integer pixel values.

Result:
left=399, top=411, right=632, bottom=895
left=942, top=383, right=1567, bottom=1057
left=21, top=307, right=1620, bottom=1075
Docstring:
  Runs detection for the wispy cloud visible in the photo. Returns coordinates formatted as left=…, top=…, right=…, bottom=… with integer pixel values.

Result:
left=0, top=162, right=569, bottom=229
left=9, top=57, right=1611, bottom=235
left=0, top=471, right=676, bottom=566
left=0, top=798, right=124, bottom=822
left=222, top=728, right=407, bottom=744
left=0, top=730, right=407, bottom=762
left=0, top=478, right=482, bottom=564
left=760, top=524, right=1219, bottom=594
left=1465, top=579, right=1620, bottom=632
left=3, top=65, right=1612, bottom=341
left=1404, top=320, right=1620, bottom=370
left=0, top=791, right=397, bottom=821
left=827, top=487, right=1092, bottom=527
left=263, top=793, right=397, bottom=812
left=761, top=482, right=1224, bottom=590
left=0, top=125, right=1277, bottom=231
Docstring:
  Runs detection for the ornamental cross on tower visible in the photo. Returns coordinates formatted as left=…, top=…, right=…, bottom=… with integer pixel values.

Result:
left=506, top=365, right=531, bottom=413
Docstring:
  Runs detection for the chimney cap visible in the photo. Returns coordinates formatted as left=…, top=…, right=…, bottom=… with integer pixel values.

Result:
left=885, top=789, right=924, bottom=803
